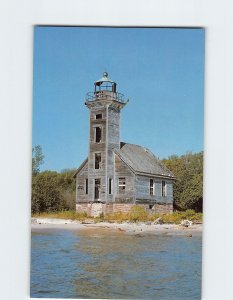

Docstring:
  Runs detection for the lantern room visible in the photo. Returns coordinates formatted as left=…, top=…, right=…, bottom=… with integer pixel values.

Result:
left=94, top=72, right=117, bottom=93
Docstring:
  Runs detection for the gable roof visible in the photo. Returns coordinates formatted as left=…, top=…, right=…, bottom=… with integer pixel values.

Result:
left=115, top=142, right=175, bottom=179
left=73, top=158, right=88, bottom=178
left=74, top=143, right=175, bottom=179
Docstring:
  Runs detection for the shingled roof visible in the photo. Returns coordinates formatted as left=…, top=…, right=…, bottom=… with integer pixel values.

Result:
left=114, top=142, right=175, bottom=179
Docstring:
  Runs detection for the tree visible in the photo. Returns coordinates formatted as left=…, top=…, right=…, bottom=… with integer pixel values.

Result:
left=57, top=169, right=76, bottom=210
left=32, top=145, right=44, bottom=175
left=31, top=168, right=76, bottom=213
left=31, top=145, right=77, bottom=213
left=31, top=171, right=66, bottom=213
left=162, top=151, right=203, bottom=212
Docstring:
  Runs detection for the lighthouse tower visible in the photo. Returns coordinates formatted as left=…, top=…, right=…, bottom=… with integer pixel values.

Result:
left=85, top=72, right=128, bottom=202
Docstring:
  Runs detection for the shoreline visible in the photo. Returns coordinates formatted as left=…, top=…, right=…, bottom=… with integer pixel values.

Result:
left=31, top=218, right=202, bottom=236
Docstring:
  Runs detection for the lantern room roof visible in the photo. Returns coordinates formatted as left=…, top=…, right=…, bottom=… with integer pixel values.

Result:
left=95, top=72, right=115, bottom=86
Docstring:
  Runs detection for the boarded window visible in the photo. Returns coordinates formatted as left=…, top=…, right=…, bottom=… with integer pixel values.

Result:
left=95, top=153, right=101, bottom=169
left=118, top=177, right=126, bottom=194
left=85, top=178, right=88, bottom=194
left=109, top=178, right=113, bottom=195
left=96, top=114, right=102, bottom=119
left=95, top=127, right=102, bottom=143
left=162, top=180, right=166, bottom=197
left=150, top=179, right=155, bottom=195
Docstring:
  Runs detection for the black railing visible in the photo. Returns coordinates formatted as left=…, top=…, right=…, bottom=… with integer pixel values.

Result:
left=86, top=91, right=127, bottom=103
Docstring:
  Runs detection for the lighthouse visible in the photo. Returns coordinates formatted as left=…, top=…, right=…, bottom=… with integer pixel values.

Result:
left=74, top=72, right=174, bottom=216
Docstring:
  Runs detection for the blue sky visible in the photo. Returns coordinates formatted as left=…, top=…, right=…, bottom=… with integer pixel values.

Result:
left=32, top=26, right=204, bottom=172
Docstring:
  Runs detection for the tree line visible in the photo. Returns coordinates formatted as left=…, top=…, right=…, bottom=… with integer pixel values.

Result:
left=31, top=146, right=76, bottom=213
left=31, top=146, right=203, bottom=213
left=162, top=151, right=203, bottom=212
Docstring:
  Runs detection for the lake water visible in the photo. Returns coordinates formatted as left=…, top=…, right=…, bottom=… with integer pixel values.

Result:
left=31, top=227, right=202, bottom=299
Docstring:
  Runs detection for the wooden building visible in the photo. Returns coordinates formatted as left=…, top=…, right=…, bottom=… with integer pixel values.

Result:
left=74, top=72, right=175, bottom=216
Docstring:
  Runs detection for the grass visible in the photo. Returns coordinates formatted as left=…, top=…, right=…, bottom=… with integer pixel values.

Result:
left=32, top=210, right=87, bottom=221
left=32, top=208, right=202, bottom=224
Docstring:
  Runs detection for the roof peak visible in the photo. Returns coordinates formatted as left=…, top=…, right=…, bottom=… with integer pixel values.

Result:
left=117, top=142, right=175, bottom=178
left=120, top=141, right=148, bottom=150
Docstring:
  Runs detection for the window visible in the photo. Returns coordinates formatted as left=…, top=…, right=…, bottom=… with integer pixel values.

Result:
left=85, top=179, right=88, bottom=195
left=96, top=113, right=102, bottom=119
left=95, top=153, right=101, bottom=169
left=118, top=177, right=126, bottom=194
left=150, top=179, right=155, bottom=195
left=95, top=127, right=102, bottom=143
left=162, top=180, right=166, bottom=197
left=109, top=178, right=113, bottom=195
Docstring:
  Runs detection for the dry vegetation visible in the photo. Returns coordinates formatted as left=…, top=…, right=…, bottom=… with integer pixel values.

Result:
left=32, top=207, right=202, bottom=224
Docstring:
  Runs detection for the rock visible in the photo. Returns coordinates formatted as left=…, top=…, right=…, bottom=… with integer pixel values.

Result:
left=193, top=220, right=202, bottom=224
left=187, top=234, right=192, bottom=237
left=136, top=222, right=144, bottom=226
left=145, top=221, right=151, bottom=225
left=31, top=218, right=37, bottom=224
left=153, top=217, right=164, bottom=225
left=135, top=233, right=144, bottom=237
left=181, top=220, right=193, bottom=227
left=117, top=228, right=125, bottom=232
left=81, top=220, right=95, bottom=224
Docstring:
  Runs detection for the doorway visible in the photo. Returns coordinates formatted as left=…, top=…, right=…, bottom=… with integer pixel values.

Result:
left=94, top=179, right=101, bottom=200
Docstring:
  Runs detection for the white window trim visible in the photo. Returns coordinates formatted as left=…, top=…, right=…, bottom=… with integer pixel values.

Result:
left=118, top=177, right=126, bottom=194
left=150, top=179, right=155, bottom=196
left=161, top=180, right=167, bottom=197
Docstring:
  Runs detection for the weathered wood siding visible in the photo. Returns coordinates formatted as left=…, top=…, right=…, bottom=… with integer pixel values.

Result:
left=86, top=96, right=125, bottom=203
left=135, top=175, right=173, bottom=204
left=88, top=103, right=107, bottom=202
left=76, top=161, right=89, bottom=203
left=107, top=107, right=120, bottom=147
left=114, top=154, right=135, bottom=203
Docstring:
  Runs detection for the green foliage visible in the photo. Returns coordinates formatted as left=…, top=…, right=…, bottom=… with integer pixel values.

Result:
left=31, top=171, right=65, bottom=213
left=58, top=169, right=76, bottom=191
left=159, top=210, right=202, bottom=224
left=31, top=170, right=76, bottom=213
left=31, top=145, right=76, bottom=213
left=32, top=145, right=44, bottom=175
left=57, top=169, right=76, bottom=210
left=162, top=151, right=203, bottom=212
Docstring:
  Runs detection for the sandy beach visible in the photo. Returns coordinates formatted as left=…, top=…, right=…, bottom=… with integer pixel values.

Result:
left=31, top=218, right=202, bottom=236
